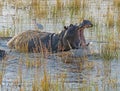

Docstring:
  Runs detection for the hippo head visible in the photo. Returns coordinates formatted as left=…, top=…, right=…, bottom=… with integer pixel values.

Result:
left=78, top=20, right=93, bottom=46
left=62, top=20, right=93, bottom=51
left=79, top=20, right=93, bottom=28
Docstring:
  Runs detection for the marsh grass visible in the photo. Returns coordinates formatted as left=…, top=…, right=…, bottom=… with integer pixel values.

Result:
left=56, top=0, right=63, bottom=10
left=106, top=7, right=114, bottom=28
left=52, top=0, right=64, bottom=19
left=116, top=13, right=120, bottom=34
left=25, top=54, right=42, bottom=68
left=32, top=69, right=68, bottom=91
left=32, top=68, right=51, bottom=91
left=0, top=28, right=12, bottom=37
left=30, top=0, right=48, bottom=19
left=113, top=0, right=120, bottom=8
left=6, top=0, right=26, bottom=12
left=100, top=34, right=119, bottom=61
left=0, top=1, right=3, bottom=15
left=67, top=0, right=81, bottom=12
left=80, top=0, right=88, bottom=10
left=0, top=71, right=3, bottom=85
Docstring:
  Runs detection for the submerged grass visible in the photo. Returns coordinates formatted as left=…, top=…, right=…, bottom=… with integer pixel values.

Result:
left=100, top=32, right=119, bottom=61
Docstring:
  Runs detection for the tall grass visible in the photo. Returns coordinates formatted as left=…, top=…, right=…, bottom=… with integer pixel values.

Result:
left=116, top=13, right=120, bottom=36
left=100, top=32, right=119, bottom=61
left=0, top=1, right=3, bottom=15
left=113, top=0, right=120, bottom=8
left=106, top=7, right=114, bottom=28
left=68, top=0, right=81, bottom=10
left=0, top=28, right=12, bottom=37
left=51, top=0, right=64, bottom=19
left=30, top=0, right=48, bottom=19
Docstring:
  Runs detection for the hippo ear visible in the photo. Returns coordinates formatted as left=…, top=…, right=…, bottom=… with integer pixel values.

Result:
left=64, top=26, right=68, bottom=30
left=69, top=24, right=73, bottom=27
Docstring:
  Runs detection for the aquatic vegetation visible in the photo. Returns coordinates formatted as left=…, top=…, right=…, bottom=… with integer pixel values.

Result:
left=0, top=71, right=3, bottom=85
left=106, top=7, right=114, bottom=27
left=67, top=0, right=81, bottom=11
left=100, top=38, right=119, bottom=61
left=25, top=54, right=42, bottom=68
left=0, top=1, right=3, bottom=15
left=116, top=13, right=120, bottom=35
left=51, top=0, right=64, bottom=19
left=32, top=69, right=53, bottom=91
left=113, top=0, right=120, bottom=8
left=30, top=0, right=48, bottom=19
left=0, top=28, right=12, bottom=37
left=56, top=0, right=63, bottom=10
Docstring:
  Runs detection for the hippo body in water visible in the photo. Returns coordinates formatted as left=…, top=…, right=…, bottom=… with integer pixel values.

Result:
left=0, top=49, right=6, bottom=60
left=7, top=20, right=93, bottom=53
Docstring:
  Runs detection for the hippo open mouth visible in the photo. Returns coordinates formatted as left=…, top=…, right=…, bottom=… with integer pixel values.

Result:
left=78, top=20, right=93, bottom=47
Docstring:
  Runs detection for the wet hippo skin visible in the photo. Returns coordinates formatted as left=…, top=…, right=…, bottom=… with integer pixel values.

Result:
left=7, top=20, right=93, bottom=53
left=0, top=49, right=6, bottom=60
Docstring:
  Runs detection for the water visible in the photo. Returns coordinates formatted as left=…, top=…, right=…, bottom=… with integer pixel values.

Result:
left=0, top=0, right=120, bottom=91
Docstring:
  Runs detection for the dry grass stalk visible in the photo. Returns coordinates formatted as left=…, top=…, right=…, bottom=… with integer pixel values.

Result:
left=113, top=0, right=120, bottom=8
left=30, top=0, right=48, bottom=19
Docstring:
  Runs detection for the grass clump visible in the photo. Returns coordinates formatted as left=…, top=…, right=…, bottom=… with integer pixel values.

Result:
left=101, top=44, right=115, bottom=61
left=0, top=28, right=12, bottom=37
left=101, top=40, right=119, bottom=61
left=32, top=69, right=51, bottom=91
left=106, top=7, right=114, bottom=27
left=100, top=30, right=119, bottom=61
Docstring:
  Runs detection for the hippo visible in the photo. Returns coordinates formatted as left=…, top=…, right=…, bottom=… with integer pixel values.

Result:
left=0, top=49, right=6, bottom=60
left=7, top=20, right=93, bottom=53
